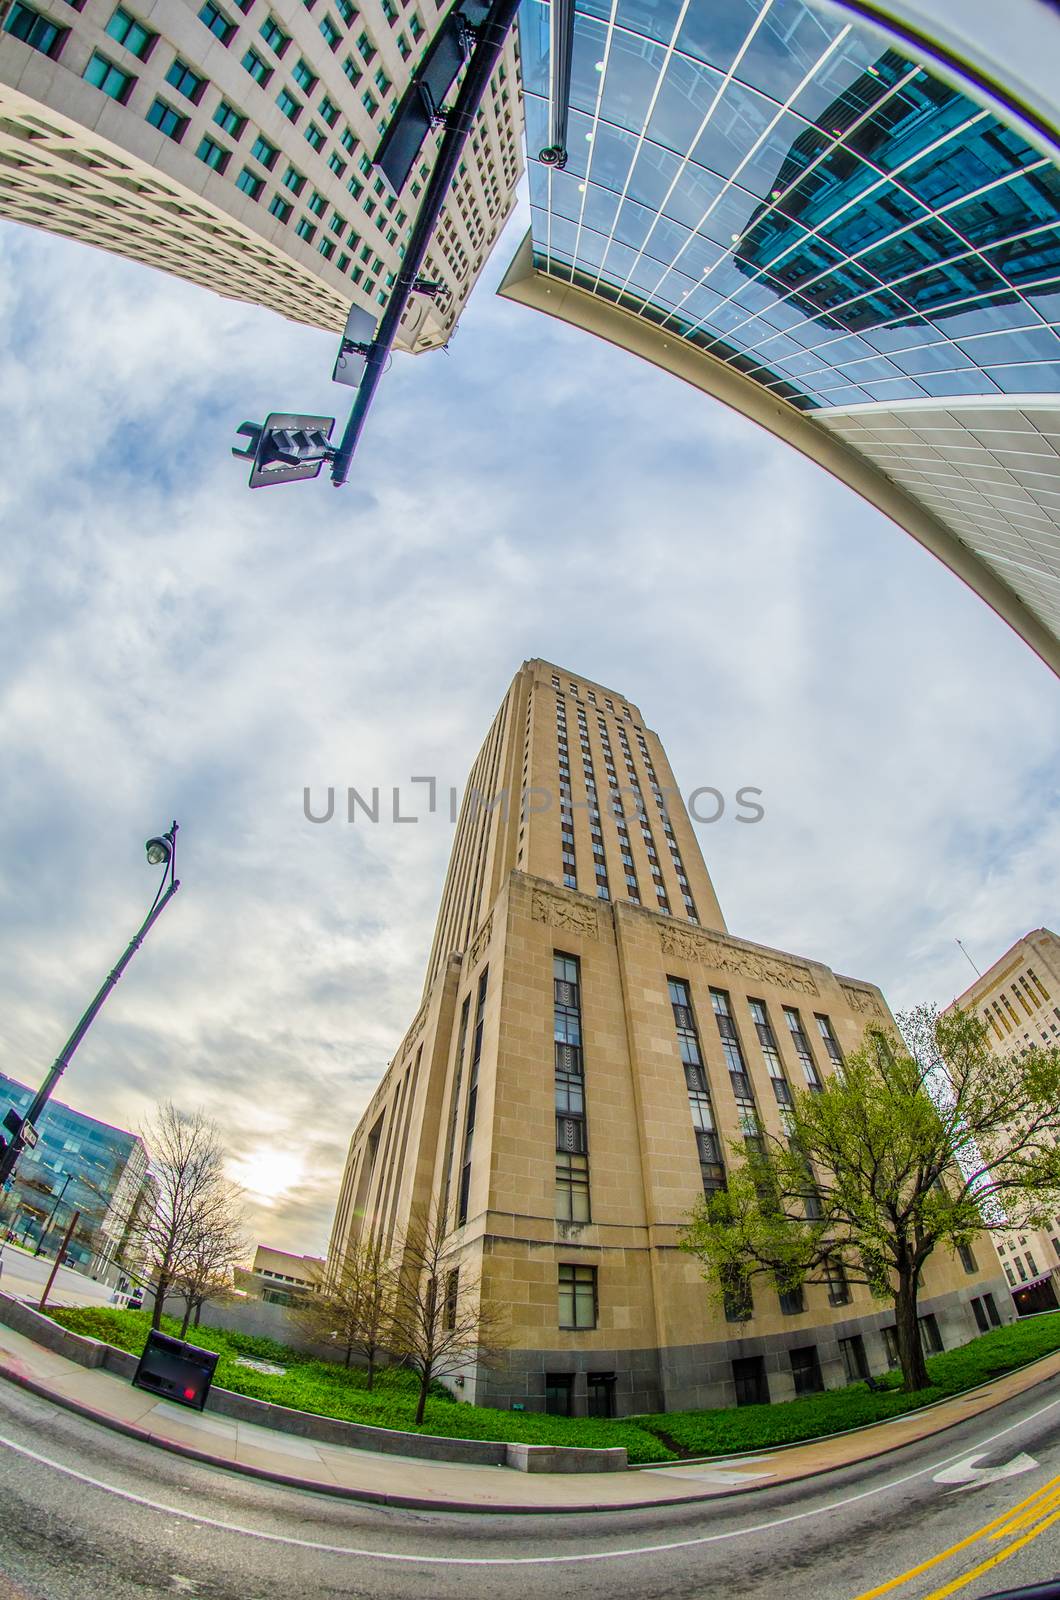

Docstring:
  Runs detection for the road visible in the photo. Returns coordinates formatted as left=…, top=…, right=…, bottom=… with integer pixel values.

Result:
left=0, top=1375, right=1059, bottom=1600
left=0, top=1243, right=125, bottom=1309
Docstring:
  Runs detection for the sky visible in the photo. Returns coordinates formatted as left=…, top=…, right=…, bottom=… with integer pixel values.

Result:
left=0, top=193, right=1057, bottom=1258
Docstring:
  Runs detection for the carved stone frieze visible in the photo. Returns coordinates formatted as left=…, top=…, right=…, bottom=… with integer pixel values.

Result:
left=659, top=922, right=818, bottom=994
left=840, top=983, right=886, bottom=1018
left=531, top=890, right=599, bottom=938
left=467, top=914, right=493, bottom=971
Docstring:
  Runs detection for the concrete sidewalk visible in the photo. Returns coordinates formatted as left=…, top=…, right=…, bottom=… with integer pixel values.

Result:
left=1, top=1316, right=1059, bottom=1514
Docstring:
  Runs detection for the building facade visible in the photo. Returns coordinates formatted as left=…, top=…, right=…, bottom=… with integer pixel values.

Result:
left=233, top=1242, right=326, bottom=1302
left=944, top=927, right=1060, bottom=1304
left=499, top=0, right=1060, bottom=672
left=0, top=1071, right=155, bottom=1271
left=329, top=659, right=1011, bottom=1416
left=0, top=0, right=523, bottom=347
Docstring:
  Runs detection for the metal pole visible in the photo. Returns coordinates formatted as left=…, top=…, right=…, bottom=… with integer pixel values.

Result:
left=329, top=0, right=522, bottom=486
left=0, top=875, right=180, bottom=1189
left=34, top=1173, right=72, bottom=1258
left=38, top=1209, right=80, bottom=1314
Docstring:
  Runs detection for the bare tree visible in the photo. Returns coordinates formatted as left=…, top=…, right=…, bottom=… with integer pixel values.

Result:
left=296, top=1237, right=397, bottom=1385
left=134, top=1104, right=234, bottom=1331
left=387, top=1209, right=507, bottom=1424
left=171, top=1184, right=248, bottom=1338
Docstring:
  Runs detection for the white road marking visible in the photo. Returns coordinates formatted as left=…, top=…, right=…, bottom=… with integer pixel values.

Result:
left=933, top=1451, right=1038, bottom=1489
left=0, top=1394, right=1058, bottom=1568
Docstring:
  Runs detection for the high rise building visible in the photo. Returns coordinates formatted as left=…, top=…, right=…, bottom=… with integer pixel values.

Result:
left=0, top=0, right=523, bottom=348
left=0, top=1070, right=155, bottom=1271
left=944, top=927, right=1060, bottom=1307
left=329, top=659, right=1010, bottom=1416
left=499, top=0, right=1060, bottom=672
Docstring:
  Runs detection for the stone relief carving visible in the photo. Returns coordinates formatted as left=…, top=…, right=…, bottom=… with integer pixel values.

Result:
left=468, top=914, right=493, bottom=971
left=840, top=983, right=886, bottom=1018
left=531, top=889, right=599, bottom=938
left=659, top=922, right=818, bottom=994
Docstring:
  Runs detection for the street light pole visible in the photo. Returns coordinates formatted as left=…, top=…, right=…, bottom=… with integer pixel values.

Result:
left=34, top=1172, right=72, bottom=1258
left=0, top=822, right=182, bottom=1190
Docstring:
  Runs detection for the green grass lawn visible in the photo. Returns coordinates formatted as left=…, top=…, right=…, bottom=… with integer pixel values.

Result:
left=46, top=1305, right=1060, bottom=1465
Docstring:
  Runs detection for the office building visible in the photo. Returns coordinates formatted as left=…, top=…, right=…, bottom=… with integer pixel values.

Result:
left=234, top=1242, right=326, bottom=1302
left=944, top=927, right=1060, bottom=1308
left=0, top=0, right=523, bottom=348
left=500, top=0, right=1060, bottom=672
left=329, top=659, right=1011, bottom=1416
left=0, top=1071, right=155, bottom=1270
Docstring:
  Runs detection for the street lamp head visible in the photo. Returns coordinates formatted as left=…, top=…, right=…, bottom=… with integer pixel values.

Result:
left=145, top=837, right=170, bottom=867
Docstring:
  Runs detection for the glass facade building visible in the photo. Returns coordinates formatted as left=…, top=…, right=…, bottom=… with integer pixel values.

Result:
left=504, top=0, right=1060, bottom=670
left=0, top=1071, right=150, bottom=1270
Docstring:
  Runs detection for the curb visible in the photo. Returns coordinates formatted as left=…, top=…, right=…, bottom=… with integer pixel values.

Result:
left=3, top=1347, right=1060, bottom=1518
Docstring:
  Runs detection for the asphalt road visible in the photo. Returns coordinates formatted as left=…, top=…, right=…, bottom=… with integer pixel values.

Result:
left=0, top=1375, right=1059, bottom=1600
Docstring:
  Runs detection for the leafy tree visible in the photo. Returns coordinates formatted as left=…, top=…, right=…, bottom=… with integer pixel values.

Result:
left=134, top=1103, right=236, bottom=1331
left=387, top=1208, right=507, bottom=1424
left=680, top=1007, right=1060, bottom=1392
left=297, top=1237, right=397, bottom=1385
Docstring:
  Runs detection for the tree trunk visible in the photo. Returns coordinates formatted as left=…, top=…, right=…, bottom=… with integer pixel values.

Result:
left=415, top=1366, right=430, bottom=1425
left=193, top=1301, right=202, bottom=1328
left=344, top=1343, right=352, bottom=1369
left=366, top=1351, right=374, bottom=1391
left=151, top=1277, right=168, bottom=1331
left=179, top=1300, right=192, bottom=1339
left=894, top=1274, right=930, bottom=1392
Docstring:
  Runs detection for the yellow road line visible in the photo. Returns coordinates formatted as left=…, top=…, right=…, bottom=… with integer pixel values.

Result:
left=991, top=1488, right=1060, bottom=1538
left=919, top=1502, right=1060, bottom=1600
left=848, top=1475, right=1060, bottom=1600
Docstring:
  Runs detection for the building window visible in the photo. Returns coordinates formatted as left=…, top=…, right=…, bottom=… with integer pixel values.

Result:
left=291, top=55, right=316, bottom=90
left=669, top=978, right=724, bottom=1194
left=778, top=1285, right=805, bottom=1315
left=281, top=163, right=305, bottom=193
left=838, top=1334, right=869, bottom=1383
left=319, top=94, right=338, bottom=125
left=84, top=51, right=134, bottom=99
left=165, top=58, right=206, bottom=102
left=307, top=188, right=326, bottom=215
left=319, top=14, right=339, bottom=48
left=1004, top=1263, right=1016, bottom=1286
left=355, top=26, right=374, bottom=57
left=723, top=1268, right=752, bottom=1322
left=457, top=967, right=488, bottom=1227
left=971, top=1297, right=990, bottom=1334
left=545, top=1373, right=573, bottom=1415
left=268, top=194, right=291, bottom=222
left=342, top=54, right=361, bottom=85
left=919, top=1313, right=943, bottom=1356
left=982, top=1292, right=1001, bottom=1327
left=3, top=2, right=65, bottom=55
left=304, top=120, right=325, bottom=150
left=957, top=1242, right=977, bottom=1274
left=213, top=99, right=244, bottom=136
left=443, top=1267, right=458, bottom=1331
left=199, top=0, right=235, bottom=44
left=732, top=1355, right=769, bottom=1407
left=251, top=132, right=278, bottom=167
left=241, top=47, right=271, bottom=83
left=294, top=217, right=316, bottom=241
left=235, top=166, right=263, bottom=198
left=785, top=1007, right=822, bottom=1089
left=586, top=1373, right=616, bottom=1418
left=790, top=1345, right=824, bottom=1396
left=146, top=98, right=187, bottom=140
left=554, top=953, right=590, bottom=1220
left=196, top=134, right=229, bottom=171
left=559, top=1263, right=597, bottom=1330
left=276, top=87, right=301, bottom=121
left=882, top=1326, right=900, bottom=1367
left=106, top=5, right=152, bottom=56
left=749, top=998, right=792, bottom=1108
left=259, top=13, right=289, bottom=53
left=815, top=1014, right=843, bottom=1066
left=555, top=1151, right=590, bottom=1222
left=825, top=1258, right=851, bottom=1306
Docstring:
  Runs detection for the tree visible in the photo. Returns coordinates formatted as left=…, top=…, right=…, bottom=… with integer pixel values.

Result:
left=680, top=1007, right=1060, bottom=1393
left=387, top=1209, right=507, bottom=1424
left=134, top=1103, right=236, bottom=1331
left=170, top=1184, right=248, bottom=1339
left=296, top=1237, right=397, bottom=1385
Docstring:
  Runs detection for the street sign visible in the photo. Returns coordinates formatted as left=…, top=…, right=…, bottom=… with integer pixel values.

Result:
left=20, top=1121, right=38, bottom=1149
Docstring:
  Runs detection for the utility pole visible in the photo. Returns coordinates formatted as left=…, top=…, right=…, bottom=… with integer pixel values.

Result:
left=38, top=1210, right=80, bottom=1314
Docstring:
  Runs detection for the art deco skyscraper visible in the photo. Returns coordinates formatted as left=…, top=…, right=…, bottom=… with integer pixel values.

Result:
left=0, top=0, right=522, bottom=347
left=330, top=659, right=1010, bottom=1415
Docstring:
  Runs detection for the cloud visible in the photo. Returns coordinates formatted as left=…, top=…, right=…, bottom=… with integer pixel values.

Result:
left=0, top=206, right=1056, bottom=1253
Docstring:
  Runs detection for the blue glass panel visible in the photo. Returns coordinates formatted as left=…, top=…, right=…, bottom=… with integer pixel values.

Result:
left=570, top=13, right=610, bottom=116
left=675, top=0, right=768, bottom=78
left=645, top=53, right=725, bottom=157
left=600, top=31, right=666, bottom=130
left=729, top=2, right=839, bottom=107
left=989, top=363, right=1060, bottom=393
left=521, top=0, right=550, bottom=96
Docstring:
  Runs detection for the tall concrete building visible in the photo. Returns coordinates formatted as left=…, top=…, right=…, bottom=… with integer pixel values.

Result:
left=944, top=927, right=1060, bottom=1306
left=500, top=0, right=1060, bottom=672
left=330, top=659, right=1011, bottom=1416
left=0, top=0, right=523, bottom=347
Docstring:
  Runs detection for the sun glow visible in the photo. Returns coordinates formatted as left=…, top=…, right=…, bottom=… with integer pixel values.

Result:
left=229, top=1148, right=303, bottom=1204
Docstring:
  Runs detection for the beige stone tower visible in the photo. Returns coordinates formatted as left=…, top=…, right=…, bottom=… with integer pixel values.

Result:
left=330, top=659, right=1012, bottom=1415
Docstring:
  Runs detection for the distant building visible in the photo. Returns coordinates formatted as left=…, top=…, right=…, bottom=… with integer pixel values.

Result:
left=944, top=927, right=1060, bottom=1309
left=234, top=1243, right=325, bottom=1304
left=0, top=1072, right=155, bottom=1272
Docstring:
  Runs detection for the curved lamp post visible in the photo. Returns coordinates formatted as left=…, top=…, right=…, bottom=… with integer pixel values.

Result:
left=0, top=822, right=181, bottom=1190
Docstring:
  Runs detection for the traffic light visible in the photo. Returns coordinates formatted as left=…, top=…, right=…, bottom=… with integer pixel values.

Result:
left=232, top=413, right=337, bottom=488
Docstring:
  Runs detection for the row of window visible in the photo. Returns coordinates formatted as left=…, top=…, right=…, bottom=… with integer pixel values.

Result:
left=982, top=966, right=1053, bottom=1040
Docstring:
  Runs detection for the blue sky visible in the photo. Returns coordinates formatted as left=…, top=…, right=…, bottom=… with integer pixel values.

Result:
left=0, top=198, right=1057, bottom=1255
